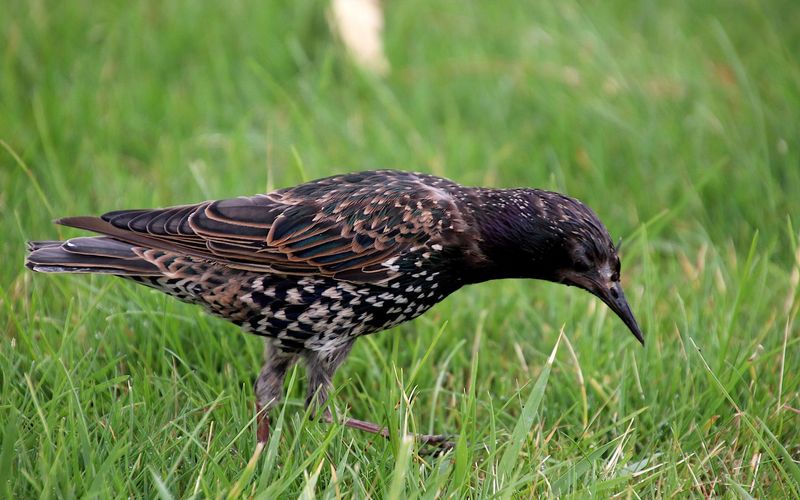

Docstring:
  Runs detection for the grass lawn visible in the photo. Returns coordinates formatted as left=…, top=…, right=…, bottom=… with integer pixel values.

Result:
left=2, top=0, right=799, bottom=497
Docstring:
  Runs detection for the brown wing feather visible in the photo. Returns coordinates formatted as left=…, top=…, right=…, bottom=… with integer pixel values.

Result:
left=58, top=171, right=468, bottom=283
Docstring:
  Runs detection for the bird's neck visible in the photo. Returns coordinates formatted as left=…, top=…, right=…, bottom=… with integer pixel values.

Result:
left=463, top=188, right=559, bottom=284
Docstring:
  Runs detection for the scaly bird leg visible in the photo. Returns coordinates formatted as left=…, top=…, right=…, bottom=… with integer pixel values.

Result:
left=303, top=341, right=454, bottom=450
left=320, top=413, right=456, bottom=449
left=253, top=341, right=298, bottom=444
left=255, top=402, right=270, bottom=444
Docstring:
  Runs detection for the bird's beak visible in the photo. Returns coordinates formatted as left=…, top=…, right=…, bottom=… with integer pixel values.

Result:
left=593, top=281, right=645, bottom=345
left=565, top=272, right=644, bottom=345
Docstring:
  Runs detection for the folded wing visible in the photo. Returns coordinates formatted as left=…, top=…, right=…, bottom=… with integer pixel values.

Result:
left=58, top=171, right=466, bottom=283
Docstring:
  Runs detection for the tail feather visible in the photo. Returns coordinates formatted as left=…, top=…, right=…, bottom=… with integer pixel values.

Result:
left=25, top=236, right=162, bottom=276
left=27, top=240, right=63, bottom=252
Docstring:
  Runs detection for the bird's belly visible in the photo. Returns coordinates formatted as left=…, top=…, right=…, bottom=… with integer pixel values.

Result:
left=129, top=270, right=454, bottom=351
left=239, top=275, right=453, bottom=351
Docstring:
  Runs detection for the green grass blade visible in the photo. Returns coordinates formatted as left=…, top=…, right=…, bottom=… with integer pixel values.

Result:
left=690, top=338, right=800, bottom=494
left=498, top=329, right=563, bottom=483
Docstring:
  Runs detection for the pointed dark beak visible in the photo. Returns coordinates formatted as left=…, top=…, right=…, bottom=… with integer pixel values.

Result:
left=594, top=281, right=645, bottom=345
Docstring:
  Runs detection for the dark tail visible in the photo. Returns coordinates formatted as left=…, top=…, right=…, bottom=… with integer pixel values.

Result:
left=25, top=237, right=161, bottom=275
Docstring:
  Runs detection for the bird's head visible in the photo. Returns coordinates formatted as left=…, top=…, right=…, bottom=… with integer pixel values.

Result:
left=553, top=219, right=644, bottom=346
left=473, top=188, right=644, bottom=345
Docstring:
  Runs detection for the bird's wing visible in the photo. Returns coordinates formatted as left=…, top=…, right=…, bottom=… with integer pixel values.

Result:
left=58, top=171, right=467, bottom=283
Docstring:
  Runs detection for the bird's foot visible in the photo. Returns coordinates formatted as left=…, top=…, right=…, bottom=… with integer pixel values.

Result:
left=323, top=415, right=456, bottom=451
left=255, top=403, right=270, bottom=444
left=241, top=403, right=269, bottom=466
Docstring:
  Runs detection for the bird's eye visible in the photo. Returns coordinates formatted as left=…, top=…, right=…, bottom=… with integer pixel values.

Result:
left=573, top=258, right=591, bottom=272
left=611, top=258, right=621, bottom=281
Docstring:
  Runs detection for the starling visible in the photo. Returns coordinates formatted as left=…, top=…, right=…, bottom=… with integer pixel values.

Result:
left=26, top=170, right=643, bottom=447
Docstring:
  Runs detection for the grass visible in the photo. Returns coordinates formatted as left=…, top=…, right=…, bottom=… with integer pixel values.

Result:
left=1, top=0, right=799, bottom=496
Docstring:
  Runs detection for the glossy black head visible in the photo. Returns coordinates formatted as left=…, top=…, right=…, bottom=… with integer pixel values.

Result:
left=553, top=223, right=644, bottom=346
left=474, top=188, right=644, bottom=345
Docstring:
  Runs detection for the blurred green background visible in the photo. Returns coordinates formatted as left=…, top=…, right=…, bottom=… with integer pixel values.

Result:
left=1, top=0, right=799, bottom=497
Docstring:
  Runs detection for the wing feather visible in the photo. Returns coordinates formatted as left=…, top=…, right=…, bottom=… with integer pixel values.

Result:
left=59, top=171, right=468, bottom=283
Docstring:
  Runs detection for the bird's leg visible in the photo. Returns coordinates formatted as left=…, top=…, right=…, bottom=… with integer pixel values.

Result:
left=253, top=341, right=298, bottom=444
left=334, top=416, right=455, bottom=449
left=304, top=341, right=455, bottom=450
left=303, top=340, right=355, bottom=421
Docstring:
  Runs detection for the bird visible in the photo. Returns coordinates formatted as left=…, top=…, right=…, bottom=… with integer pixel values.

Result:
left=25, top=169, right=644, bottom=448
